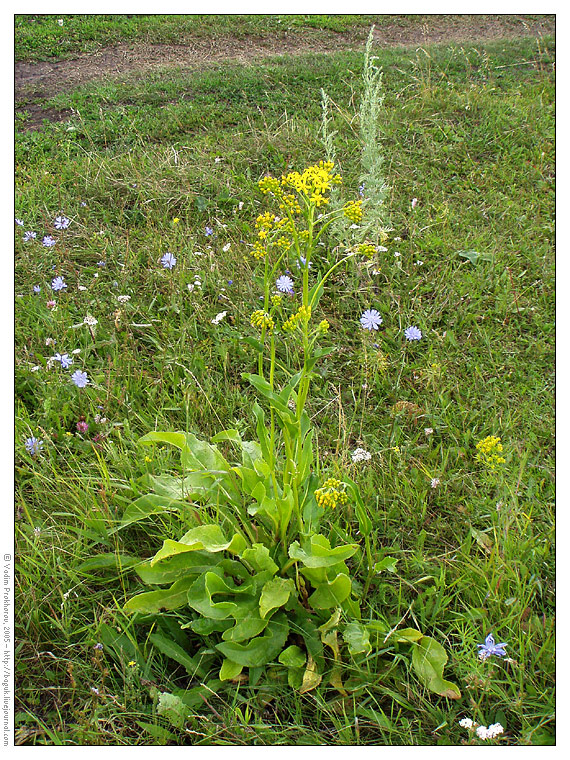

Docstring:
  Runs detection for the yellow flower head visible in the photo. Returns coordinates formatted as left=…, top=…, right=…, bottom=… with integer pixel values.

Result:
left=315, top=477, right=349, bottom=510
left=357, top=242, right=376, bottom=259
left=250, top=310, right=274, bottom=333
left=344, top=200, right=363, bottom=223
left=282, top=305, right=312, bottom=332
left=475, top=436, right=506, bottom=470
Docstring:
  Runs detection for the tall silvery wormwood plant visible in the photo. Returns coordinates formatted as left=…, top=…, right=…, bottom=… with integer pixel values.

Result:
left=121, top=163, right=460, bottom=699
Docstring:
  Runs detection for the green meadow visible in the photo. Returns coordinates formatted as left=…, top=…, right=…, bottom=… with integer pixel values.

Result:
left=14, top=15, right=554, bottom=746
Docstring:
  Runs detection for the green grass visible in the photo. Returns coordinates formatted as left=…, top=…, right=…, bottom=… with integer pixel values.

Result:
left=15, top=13, right=406, bottom=61
left=15, top=27, right=554, bottom=746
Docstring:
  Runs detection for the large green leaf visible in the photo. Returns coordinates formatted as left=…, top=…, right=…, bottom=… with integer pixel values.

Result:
left=222, top=609, right=269, bottom=642
left=136, top=550, right=221, bottom=585
left=259, top=577, right=296, bottom=619
left=411, top=636, right=461, bottom=699
left=139, top=431, right=188, bottom=450
left=343, top=621, right=372, bottom=655
left=151, top=525, right=247, bottom=564
left=219, top=658, right=244, bottom=682
left=124, top=577, right=195, bottom=614
left=215, top=613, right=289, bottom=667
left=241, top=544, right=278, bottom=575
left=187, top=571, right=253, bottom=620
left=180, top=432, right=233, bottom=474
left=116, top=493, right=188, bottom=530
left=77, top=553, right=140, bottom=573
left=289, top=534, right=358, bottom=568
left=308, top=573, right=352, bottom=609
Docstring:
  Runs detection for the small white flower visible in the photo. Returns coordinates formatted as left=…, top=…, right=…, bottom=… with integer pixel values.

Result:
left=214, top=157, right=223, bottom=163
left=34, top=526, right=41, bottom=537
left=84, top=315, right=98, bottom=326
left=424, top=428, right=434, bottom=436
left=393, top=236, right=402, bottom=242
left=349, top=223, right=360, bottom=229
left=211, top=311, right=227, bottom=325
left=430, top=478, right=440, bottom=489
left=57, top=18, right=64, bottom=26
left=459, top=718, right=474, bottom=729
left=411, top=197, right=418, bottom=209
left=45, top=338, right=56, bottom=347
left=486, top=723, right=504, bottom=738
left=476, top=726, right=489, bottom=740
left=117, top=295, right=131, bottom=304
left=415, top=260, right=424, bottom=266
left=71, top=348, right=81, bottom=355
left=352, top=448, right=372, bottom=463
left=222, top=243, right=231, bottom=253
left=78, top=285, right=88, bottom=291
left=376, top=245, right=388, bottom=252
left=238, top=201, right=244, bottom=210
left=394, top=251, right=401, bottom=257
left=193, top=250, right=204, bottom=256
left=31, top=365, right=41, bottom=372
left=187, top=283, right=195, bottom=292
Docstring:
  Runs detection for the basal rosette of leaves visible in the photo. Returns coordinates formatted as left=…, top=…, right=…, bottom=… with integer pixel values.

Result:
left=120, top=163, right=460, bottom=700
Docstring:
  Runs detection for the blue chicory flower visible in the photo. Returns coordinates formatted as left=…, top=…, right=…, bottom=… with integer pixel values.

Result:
left=71, top=370, right=89, bottom=388
left=404, top=325, right=422, bottom=341
left=23, top=231, right=37, bottom=242
left=42, top=235, right=57, bottom=247
left=161, top=252, right=177, bottom=269
left=54, top=215, right=71, bottom=230
left=33, top=285, right=41, bottom=294
left=205, top=226, right=214, bottom=236
left=360, top=309, right=383, bottom=331
left=51, top=276, right=67, bottom=291
left=276, top=274, right=294, bottom=294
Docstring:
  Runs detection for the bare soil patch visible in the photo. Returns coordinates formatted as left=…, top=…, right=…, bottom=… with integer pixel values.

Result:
left=15, top=15, right=554, bottom=130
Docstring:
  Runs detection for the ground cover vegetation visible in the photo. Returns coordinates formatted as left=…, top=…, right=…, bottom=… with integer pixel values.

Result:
left=14, top=18, right=554, bottom=746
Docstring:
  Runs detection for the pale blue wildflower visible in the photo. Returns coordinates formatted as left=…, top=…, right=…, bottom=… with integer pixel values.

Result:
left=276, top=274, right=294, bottom=294
left=54, top=215, right=70, bottom=230
left=71, top=370, right=89, bottom=388
left=404, top=325, right=422, bottom=341
left=477, top=633, right=507, bottom=661
left=25, top=437, right=43, bottom=456
left=23, top=231, right=37, bottom=242
left=51, top=276, right=67, bottom=291
left=161, top=252, right=177, bottom=269
left=33, top=285, right=41, bottom=294
left=360, top=309, right=383, bottom=331
left=42, top=235, right=57, bottom=247
left=15, top=218, right=24, bottom=226
left=54, top=353, right=73, bottom=369
left=205, top=226, right=214, bottom=236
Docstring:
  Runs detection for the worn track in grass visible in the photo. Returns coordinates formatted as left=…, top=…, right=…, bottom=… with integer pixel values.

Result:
left=15, top=14, right=555, bottom=129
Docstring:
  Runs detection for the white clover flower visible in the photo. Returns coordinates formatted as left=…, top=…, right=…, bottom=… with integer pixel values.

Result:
left=424, top=428, right=434, bottom=436
left=430, top=477, right=440, bottom=489
left=84, top=315, right=98, bottom=326
left=487, top=723, right=504, bottom=738
left=376, top=245, right=388, bottom=252
left=476, top=726, right=489, bottom=740
left=117, top=295, right=131, bottom=304
left=459, top=718, right=474, bottom=729
left=222, top=243, right=231, bottom=253
left=352, top=448, right=372, bottom=463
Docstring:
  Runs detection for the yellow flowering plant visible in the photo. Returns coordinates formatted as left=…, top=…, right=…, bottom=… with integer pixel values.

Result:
left=119, top=163, right=460, bottom=701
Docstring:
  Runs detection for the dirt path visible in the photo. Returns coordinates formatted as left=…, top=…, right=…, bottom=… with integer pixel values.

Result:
left=15, top=15, right=554, bottom=129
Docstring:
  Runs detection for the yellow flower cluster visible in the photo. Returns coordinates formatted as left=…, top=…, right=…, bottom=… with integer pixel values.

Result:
left=282, top=305, right=312, bottom=332
left=315, top=477, right=349, bottom=510
left=255, top=211, right=277, bottom=240
left=250, top=310, right=274, bottom=332
left=258, top=161, right=342, bottom=210
left=251, top=241, right=266, bottom=260
left=319, top=319, right=329, bottom=334
left=344, top=200, right=363, bottom=223
left=357, top=243, right=376, bottom=259
left=475, top=436, right=506, bottom=470
left=271, top=294, right=283, bottom=307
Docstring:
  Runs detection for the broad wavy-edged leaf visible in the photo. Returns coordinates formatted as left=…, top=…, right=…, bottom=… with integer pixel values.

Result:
left=411, top=636, right=461, bottom=699
left=187, top=571, right=257, bottom=621
left=138, top=472, right=233, bottom=503
left=259, top=577, right=295, bottom=619
left=136, top=550, right=221, bottom=585
left=241, top=543, right=278, bottom=575
left=308, top=573, right=352, bottom=609
left=219, top=658, right=244, bottom=682
left=180, top=432, right=233, bottom=474
left=279, top=645, right=306, bottom=669
left=215, top=613, right=289, bottom=667
left=343, top=621, right=372, bottom=655
left=289, top=534, right=358, bottom=568
left=139, top=431, right=187, bottom=449
left=151, top=525, right=247, bottom=565
left=221, top=609, right=268, bottom=643
left=124, top=576, right=195, bottom=614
